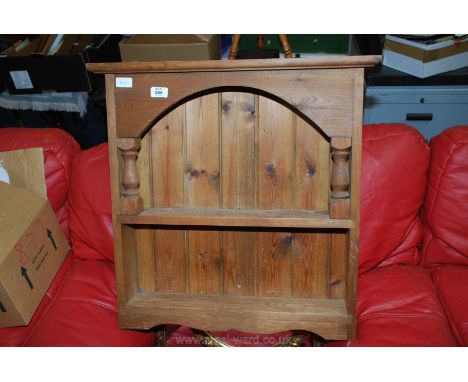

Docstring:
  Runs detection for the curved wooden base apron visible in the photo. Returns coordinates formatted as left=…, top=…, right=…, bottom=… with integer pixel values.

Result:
left=88, top=55, right=380, bottom=340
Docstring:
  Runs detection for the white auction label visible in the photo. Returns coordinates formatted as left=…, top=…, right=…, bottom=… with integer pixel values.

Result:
left=116, top=77, right=133, bottom=88
left=150, top=87, right=169, bottom=98
left=9, top=70, right=33, bottom=90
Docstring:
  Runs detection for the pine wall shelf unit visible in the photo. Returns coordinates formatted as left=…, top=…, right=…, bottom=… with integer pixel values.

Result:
left=88, top=55, right=381, bottom=340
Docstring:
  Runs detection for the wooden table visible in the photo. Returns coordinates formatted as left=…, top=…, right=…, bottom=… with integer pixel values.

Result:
left=88, top=55, right=380, bottom=341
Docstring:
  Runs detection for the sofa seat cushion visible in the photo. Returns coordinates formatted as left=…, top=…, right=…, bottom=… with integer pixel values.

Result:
left=327, top=265, right=457, bottom=346
left=432, top=265, right=468, bottom=346
left=22, top=258, right=154, bottom=346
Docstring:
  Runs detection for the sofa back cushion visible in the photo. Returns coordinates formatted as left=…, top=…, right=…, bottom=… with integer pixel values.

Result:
left=359, top=124, right=430, bottom=273
left=0, top=128, right=80, bottom=238
left=68, top=143, right=114, bottom=262
left=422, top=125, right=468, bottom=267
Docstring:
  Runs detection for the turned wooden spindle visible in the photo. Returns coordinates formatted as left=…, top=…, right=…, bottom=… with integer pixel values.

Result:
left=330, top=138, right=351, bottom=218
left=257, top=34, right=264, bottom=49
left=229, top=35, right=241, bottom=60
left=118, top=138, right=143, bottom=215
left=279, top=34, right=293, bottom=58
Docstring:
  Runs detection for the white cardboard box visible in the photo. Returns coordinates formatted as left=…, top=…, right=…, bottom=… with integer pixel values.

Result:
left=383, top=35, right=468, bottom=78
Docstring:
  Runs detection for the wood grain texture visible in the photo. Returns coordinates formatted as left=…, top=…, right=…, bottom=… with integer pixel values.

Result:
left=87, top=55, right=381, bottom=73
left=257, top=96, right=294, bottom=210
left=185, top=94, right=222, bottom=294
left=294, top=117, right=330, bottom=212
left=329, top=231, right=348, bottom=299
left=111, top=70, right=356, bottom=139
left=346, top=69, right=365, bottom=339
left=292, top=232, right=329, bottom=297
left=222, top=231, right=256, bottom=296
left=105, top=74, right=133, bottom=306
left=150, top=104, right=186, bottom=293
left=124, top=292, right=351, bottom=339
left=292, top=116, right=330, bottom=298
left=154, top=229, right=186, bottom=293
left=117, top=138, right=143, bottom=214
left=135, top=227, right=155, bottom=292
left=330, top=137, right=351, bottom=220
left=221, top=92, right=257, bottom=295
left=101, top=60, right=370, bottom=339
left=138, top=133, right=152, bottom=208
left=151, top=105, right=185, bottom=208
left=185, top=94, right=220, bottom=208
left=257, top=97, right=294, bottom=296
left=120, top=224, right=138, bottom=302
left=188, top=230, right=221, bottom=294
left=221, top=92, right=256, bottom=209
left=118, top=208, right=353, bottom=228
left=133, top=133, right=155, bottom=293
left=328, top=137, right=351, bottom=302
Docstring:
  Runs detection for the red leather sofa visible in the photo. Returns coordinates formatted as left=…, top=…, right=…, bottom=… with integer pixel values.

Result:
left=0, top=123, right=466, bottom=346
left=0, top=128, right=154, bottom=346
left=327, top=124, right=467, bottom=346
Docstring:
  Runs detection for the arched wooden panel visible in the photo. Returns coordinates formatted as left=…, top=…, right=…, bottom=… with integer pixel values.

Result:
left=113, top=69, right=356, bottom=139
left=136, top=92, right=332, bottom=298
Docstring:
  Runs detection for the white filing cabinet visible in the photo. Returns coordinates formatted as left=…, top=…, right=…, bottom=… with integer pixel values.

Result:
left=364, top=85, right=468, bottom=141
left=364, top=60, right=468, bottom=142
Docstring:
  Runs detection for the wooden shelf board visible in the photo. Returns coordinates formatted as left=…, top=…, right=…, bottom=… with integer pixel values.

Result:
left=118, top=208, right=353, bottom=229
left=123, top=292, right=351, bottom=339
left=87, top=55, right=381, bottom=74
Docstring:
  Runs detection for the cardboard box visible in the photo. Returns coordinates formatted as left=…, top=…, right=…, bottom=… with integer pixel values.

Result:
left=0, top=148, right=69, bottom=328
left=119, top=34, right=221, bottom=62
left=383, top=35, right=468, bottom=78
left=0, top=148, right=46, bottom=198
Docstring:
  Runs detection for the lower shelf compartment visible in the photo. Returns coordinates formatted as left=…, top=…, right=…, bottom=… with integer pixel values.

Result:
left=122, top=292, right=352, bottom=340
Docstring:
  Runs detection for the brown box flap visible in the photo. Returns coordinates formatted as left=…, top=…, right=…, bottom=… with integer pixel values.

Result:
left=0, top=148, right=46, bottom=199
